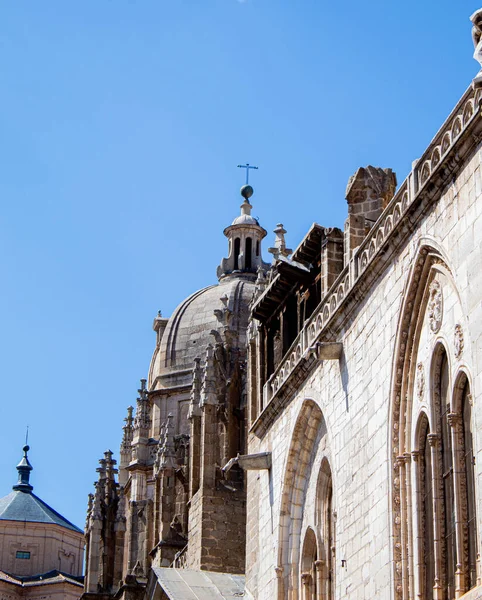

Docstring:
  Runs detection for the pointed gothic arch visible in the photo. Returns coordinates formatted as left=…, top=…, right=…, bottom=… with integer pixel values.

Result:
left=276, top=399, right=327, bottom=600
left=300, top=527, right=318, bottom=599
left=388, top=242, right=449, bottom=599
left=389, top=242, right=479, bottom=599
left=452, top=370, right=479, bottom=590
left=315, top=458, right=334, bottom=599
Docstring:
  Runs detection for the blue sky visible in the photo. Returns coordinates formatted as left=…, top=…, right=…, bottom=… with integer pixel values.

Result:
left=0, top=1, right=479, bottom=533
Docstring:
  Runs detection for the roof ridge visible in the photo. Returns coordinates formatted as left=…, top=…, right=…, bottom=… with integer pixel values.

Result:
left=0, top=491, right=18, bottom=514
left=30, top=493, right=82, bottom=533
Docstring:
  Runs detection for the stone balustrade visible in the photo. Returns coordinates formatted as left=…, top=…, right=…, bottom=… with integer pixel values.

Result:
left=260, top=83, right=480, bottom=415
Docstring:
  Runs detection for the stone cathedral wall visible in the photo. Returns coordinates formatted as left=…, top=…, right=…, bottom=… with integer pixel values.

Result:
left=245, top=99, right=482, bottom=599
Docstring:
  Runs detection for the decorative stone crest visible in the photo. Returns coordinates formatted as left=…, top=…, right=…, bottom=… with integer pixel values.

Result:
left=471, top=9, right=482, bottom=89
left=454, top=323, right=464, bottom=359
left=428, top=279, right=443, bottom=333
left=416, top=362, right=425, bottom=400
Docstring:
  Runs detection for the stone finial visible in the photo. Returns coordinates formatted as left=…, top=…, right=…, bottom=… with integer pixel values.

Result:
left=156, top=413, right=176, bottom=472
left=471, top=9, right=482, bottom=88
left=114, top=488, right=127, bottom=531
left=104, top=450, right=118, bottom=503
left=188, top=358, right=202, bottom=419
left=121, top=406, right=134, bottom=450
left=134, top=379, right=151, bottom=432
left=268, top=224, right=292, bottom=262
left=85, top=493, right=94, bottom=532
left=91, top=481, right=103, bottom=521
left=200, top=344, right=217, bottom=407
left=345, top=166, right=397, bottom=220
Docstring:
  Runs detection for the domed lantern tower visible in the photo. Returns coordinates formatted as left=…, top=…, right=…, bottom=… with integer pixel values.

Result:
left=217, top=185, right=268, bottom=279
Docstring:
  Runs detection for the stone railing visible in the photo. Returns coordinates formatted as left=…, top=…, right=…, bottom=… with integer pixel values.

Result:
left=261, top=83, right=480, bottom=412
left=354, top=178, right=411, bottom=278
left=171, top=544, right=188, bottom=569
left=416, top=86, right=480, bottom=190
left=263, top=266, right=351, bottom=406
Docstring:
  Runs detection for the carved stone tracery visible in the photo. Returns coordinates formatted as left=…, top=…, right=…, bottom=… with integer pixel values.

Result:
left=454, top=324, right=464, bottom=359
left=416, top=363, right=425, bottom=400
left=428, top=279, right=443, bottom=333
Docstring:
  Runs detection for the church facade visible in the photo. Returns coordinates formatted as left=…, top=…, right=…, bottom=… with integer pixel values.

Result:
left=83, top=11, right=482, bottom=600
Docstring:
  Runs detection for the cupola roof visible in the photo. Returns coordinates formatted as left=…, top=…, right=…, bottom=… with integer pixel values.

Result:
left=0, top=446, right=82, bottom=533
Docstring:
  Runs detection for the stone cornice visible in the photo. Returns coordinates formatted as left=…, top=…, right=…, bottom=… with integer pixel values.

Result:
left=251, top=83, right=482, bottom=439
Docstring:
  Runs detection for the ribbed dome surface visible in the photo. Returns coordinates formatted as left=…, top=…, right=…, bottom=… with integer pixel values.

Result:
left=231, top=214, right=259, bottom=226
left=149, top=276, right=256, bottom=390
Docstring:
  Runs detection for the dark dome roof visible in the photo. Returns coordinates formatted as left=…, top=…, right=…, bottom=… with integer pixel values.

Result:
left=0, top=490, right=82, bottom=533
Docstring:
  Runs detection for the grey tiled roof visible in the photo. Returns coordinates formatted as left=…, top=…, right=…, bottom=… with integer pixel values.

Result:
left=0, top=490, right=82, bottom=533
left=152, top=567, right=245, bottom=600
left=0, top=569, right=84, bottom=587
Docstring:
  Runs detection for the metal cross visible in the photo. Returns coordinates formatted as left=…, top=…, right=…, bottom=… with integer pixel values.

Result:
left=237, top=163, right=258, bottom=185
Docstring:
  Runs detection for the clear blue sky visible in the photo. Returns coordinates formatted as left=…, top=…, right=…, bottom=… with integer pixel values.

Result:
left=0, top=1, right=479, bottom=533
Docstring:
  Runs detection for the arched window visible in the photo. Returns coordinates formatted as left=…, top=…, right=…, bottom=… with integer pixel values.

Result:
left=245, top=237, right=252, bottom=270
left=415, top=348, right=479, bottom=599
left=300, top=528, right=317, bottom=600
left=390, top=250, right=480, bottom=600
left=277, top=401, right=327, bottom=599
left=416, top=413, right=434, bottom=599
left=454, top=372, right=478, bottom=592
left=462, top=379, right=477, bottom=589
left=233, top=238, right=240, bottom=270
left=315, top=459, right=334, bottom=600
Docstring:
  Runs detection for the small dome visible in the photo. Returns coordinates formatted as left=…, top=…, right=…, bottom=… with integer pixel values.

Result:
left=149, top=276, right=256, bottom=389
left=231, top=214, right=259, bottom=226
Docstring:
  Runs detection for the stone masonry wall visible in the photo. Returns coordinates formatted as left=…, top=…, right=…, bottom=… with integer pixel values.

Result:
left=246, top=141, right=482, bottom=599
left=188, top=489, right=246, bottom=574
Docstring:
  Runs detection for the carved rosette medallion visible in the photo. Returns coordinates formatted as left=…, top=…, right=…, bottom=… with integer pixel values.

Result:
left=454, top=323, right=464, bottom=359
left=416, top=362, right=425, bottom=400
left=428, top=279, right=443, bottom=333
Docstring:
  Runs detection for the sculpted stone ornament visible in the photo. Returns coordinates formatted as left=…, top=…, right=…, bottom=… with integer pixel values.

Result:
left=428, top=279, right=443, bottom=333
left=416, top=362, right=425, bottom=400
left=471, top=9, right=482, bottom=89
left=454, top=323, right=464, bottom=358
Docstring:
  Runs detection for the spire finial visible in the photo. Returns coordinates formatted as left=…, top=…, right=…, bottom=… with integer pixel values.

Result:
left=268, top=224, right=292, bottom=262
left=237, top=163, right=258, bottom=186
left=13, top=443, right=33, bottom=492
left=238, top=163, right=257, bottom=201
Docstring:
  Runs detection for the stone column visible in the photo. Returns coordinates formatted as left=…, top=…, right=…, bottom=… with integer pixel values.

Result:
left=411, top=450, right=423, bottom=599
left=428, top=433, right=443, bottom=600
left=301, top=572, right=312, bottom=600
left=397, top=454, right=408, bottom=600
left=404, top=452, right=414, bottom=597
left=314, top=560, right=325, bottom=600
left=398, top=453, right=413, bottom=599
left=275, top=566, right=285, bottom=600
left=448, top=412, right=466, bottom=597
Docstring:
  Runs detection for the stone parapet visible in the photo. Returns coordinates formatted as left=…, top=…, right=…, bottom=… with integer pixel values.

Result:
left=252, top=82, right=482, bottom=439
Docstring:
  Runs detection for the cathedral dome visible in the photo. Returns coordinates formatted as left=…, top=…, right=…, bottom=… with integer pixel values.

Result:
left=148, top=275, right=256, bottom=390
